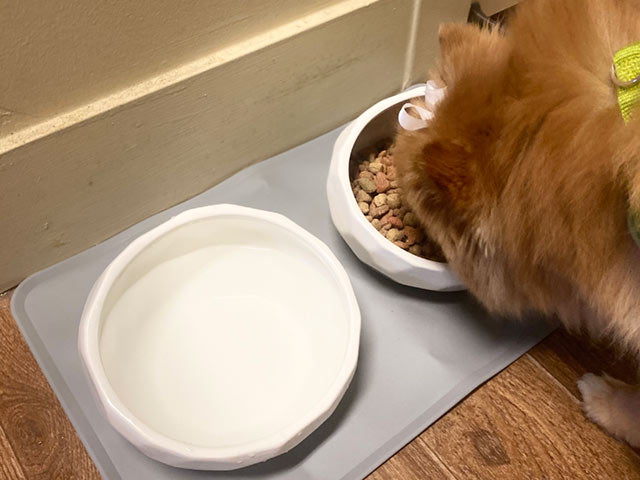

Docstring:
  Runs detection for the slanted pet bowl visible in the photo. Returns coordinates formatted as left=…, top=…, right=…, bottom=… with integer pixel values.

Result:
left=78, top=204, right=361, bottom=470
left=327, top=85, right=465, bottom=291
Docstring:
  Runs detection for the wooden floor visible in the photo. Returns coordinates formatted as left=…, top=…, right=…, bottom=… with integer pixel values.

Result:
left=0, top=290, right=639, bottom=480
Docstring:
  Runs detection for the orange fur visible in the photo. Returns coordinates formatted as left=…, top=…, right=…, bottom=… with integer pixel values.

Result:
left=393, top=0, right=640, bottom=446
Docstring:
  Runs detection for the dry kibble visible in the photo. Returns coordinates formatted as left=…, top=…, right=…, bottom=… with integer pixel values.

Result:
left=380, top=212, right=402, bottom=228
left=373, top=194, right=387, bottom=207
left=403, top=212, right=418, bottom=227
left=375, top=172, right=391, bottom=193
left=350, top=146, right=444, bottom=262
left=386, top=193, right=401, bottom=209
left=356, top=190, right=372, bottom=203
left=386, top=228, right=402, bottom=242
left=370, top=203, right=390, bottom=218
left=357, top=177, right=377, bottom=193
left=403, top=226, right=419, bottom=246
left=388, top=216, right=403, bottom=229
left=368, top=162, right=384, bottom=174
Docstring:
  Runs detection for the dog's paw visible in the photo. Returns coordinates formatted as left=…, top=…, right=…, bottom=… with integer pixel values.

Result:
left=577, top=373, right=614, bottom=428
left=578, top=373, right=640, bottom=448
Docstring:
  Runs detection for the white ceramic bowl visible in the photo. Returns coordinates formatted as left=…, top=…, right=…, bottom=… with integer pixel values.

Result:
left=78, top=204, right=360, bottom=470
left=327, top=86, right=465, bottom=291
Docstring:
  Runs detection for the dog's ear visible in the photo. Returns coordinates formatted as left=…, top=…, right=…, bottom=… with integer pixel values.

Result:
left=419, top=138, right=473, bottom=211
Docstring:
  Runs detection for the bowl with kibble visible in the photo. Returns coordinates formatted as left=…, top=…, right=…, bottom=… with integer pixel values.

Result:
left=327, top=85, right=465, bottom=291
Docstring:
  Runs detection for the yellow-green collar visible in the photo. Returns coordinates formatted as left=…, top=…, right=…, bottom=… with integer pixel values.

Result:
left=613, top=41, right=640, bottom=122
left=613, top=43, right=640, bottom=243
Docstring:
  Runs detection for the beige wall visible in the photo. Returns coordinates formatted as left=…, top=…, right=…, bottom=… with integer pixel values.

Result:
left=0, top=0, right=341, bottom=136
left=0, top=0, right=472, bottom=291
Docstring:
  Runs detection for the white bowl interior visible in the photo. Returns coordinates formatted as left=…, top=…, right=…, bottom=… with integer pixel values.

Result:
left=98, top=215, right=352, bottom=449
left=350, top=102, right=401, bottom=164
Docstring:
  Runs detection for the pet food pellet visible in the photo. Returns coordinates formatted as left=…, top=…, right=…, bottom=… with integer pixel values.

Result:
left=380, top=212, right=402, bottom=228
left=370, top=203, right=390, bottom=218
left=389, top=180, right=399, bottom=189
left=375, top=172, right=391, bottom=193
left=357, top=177, right=377, bottom=193
left=365, top=215, right=373, bottom=221
left=359, top=171, right=374, bottom=180
left=358, top=202, right=370, bottom=214
left=409, top=244, right=422, bottom=256
left=388, top=216, right=403, bottom=229
left=403, top=226, right=419, bottom=245
left=386, top=193, right=401, bottom=209
left=356, top=190, right=372, bottom=203
left=373, top=194, right=387, bottom=207
left=403, top=212, right=418, bottom=227
left=368, top=162, right=384, bottom=174
left=386, top=228, right=402, bottom=242
left=371, top=218, right=382, bottom=230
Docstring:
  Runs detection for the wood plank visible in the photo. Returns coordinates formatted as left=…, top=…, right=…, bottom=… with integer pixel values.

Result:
left=529, top=329, right=638, bottom=399
left=0, top=421, right=26, bottom=480
left=419, top=355, right=640, bottom=479
left=529, top=329, right=640, bottom=457
left=0, top=292, right=100, bottom=479
left=368, top=436, right=457, bottom=480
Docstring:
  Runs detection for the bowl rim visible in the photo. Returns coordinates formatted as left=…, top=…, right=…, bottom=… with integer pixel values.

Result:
left=78, top=204, right=361, bottom=468
left=331, top=85, right=464, bottom=286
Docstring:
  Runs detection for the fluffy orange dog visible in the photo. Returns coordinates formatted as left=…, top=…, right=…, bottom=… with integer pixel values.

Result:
left=394, top=0, right=640, bottom=446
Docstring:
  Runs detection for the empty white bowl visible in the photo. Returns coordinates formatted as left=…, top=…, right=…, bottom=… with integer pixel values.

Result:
left=327, top=86, right=465, bottom=291
left=78, top=204, right=360, bottom=470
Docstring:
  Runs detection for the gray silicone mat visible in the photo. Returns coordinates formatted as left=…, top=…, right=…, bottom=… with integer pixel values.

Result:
left=11, top=125, right=552, bottom=480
